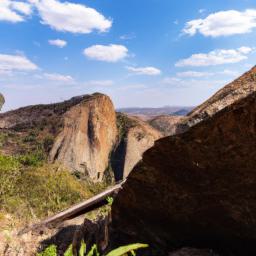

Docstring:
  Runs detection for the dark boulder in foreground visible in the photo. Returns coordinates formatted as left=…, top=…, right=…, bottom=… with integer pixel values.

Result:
left=111, top=86, right=256, bottom=254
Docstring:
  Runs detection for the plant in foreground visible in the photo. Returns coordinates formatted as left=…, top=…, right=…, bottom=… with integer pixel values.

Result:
left=37, top=242, right=148, bottom=256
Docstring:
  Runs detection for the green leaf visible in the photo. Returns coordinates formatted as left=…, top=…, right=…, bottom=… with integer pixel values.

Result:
left=36, top=245, right=57, bottom=256
left=64, top=245, right=73, bottom=256
left=86, top=244, right=99, bottom=256
left=79, top=240, right=86, bottom=256
left=106, top=243, right=148, bottom=256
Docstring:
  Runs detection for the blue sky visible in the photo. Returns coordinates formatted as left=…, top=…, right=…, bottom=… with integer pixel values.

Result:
left=0, top=0, right=256, bottom=111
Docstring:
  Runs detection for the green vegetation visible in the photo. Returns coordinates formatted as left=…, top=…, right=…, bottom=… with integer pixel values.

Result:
left=0, top=153, right=95, bottom=224
left=38, top=242, right=148, bottom=256
left=116, top=113, right=138, bottom=141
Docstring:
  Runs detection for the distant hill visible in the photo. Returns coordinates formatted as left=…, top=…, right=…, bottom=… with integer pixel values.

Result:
left=117, top=106, right=194, bottom=117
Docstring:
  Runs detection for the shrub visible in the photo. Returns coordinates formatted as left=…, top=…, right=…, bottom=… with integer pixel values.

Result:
left=0, top=154, right=94, bottom=222
left=43, top=135, right=55, bottom=152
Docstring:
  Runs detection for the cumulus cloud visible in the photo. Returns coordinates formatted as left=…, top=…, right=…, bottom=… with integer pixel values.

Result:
left=183, top=9, right=256, bottom=37
left=175, top=47, right=253, bottom=67
left=44, top=72, right=74, bottom=83
left=30, top=0, right=112, bottom=34
left=0, top=54, right=38, bottom=73
left=83, top=44, right=128, bottom=62
left=0, top=0, right=32, bottom=22
left=127, top=66, right=161, bottom=75
left=48, top=39, right=67, bottom=48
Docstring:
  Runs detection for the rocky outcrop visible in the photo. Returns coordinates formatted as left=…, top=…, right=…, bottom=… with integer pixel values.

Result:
left=149, top=115, right=184, bottom=136
left=0, top=95, right=89, bottom=130
left=111, top=77, right=256, bottom=255
left=0, top=93, right=117, bottom=182
left=0, top=93, right=4, bottom=111
left=49, top=94, right=117, bottom=181
left=111, top=113, right=162, bottom=180
left=178, top=66, right=256, bottom=132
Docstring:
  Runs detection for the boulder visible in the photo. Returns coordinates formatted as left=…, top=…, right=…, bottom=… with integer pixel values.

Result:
left=111, top=83, right=256, bottom=255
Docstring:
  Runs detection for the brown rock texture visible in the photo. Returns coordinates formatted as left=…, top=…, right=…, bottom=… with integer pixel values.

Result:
left=149, top=115, right=184, bottom=136
left=49, top=93, right=117, bottom=181
left=178, top=66, right=256, bottom=132
left=111, top=90, right=256, bottom=255
left=111, top=114, right=162, bottom=180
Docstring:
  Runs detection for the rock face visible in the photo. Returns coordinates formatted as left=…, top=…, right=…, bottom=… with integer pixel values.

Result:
left=0, top=93, right=4, bottom=111
left=0, top=93, right=117, bottom=181
left=111, top=73, right=256, bottom=255
left=111, top=113, right=162, bottom=180
left=149, top=115, right=184, bottom=136
left=178, top=66, right=256, bottom=132
left=49, top=94, right=117, bottom=181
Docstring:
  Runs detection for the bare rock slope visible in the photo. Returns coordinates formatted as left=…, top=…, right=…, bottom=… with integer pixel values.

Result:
left=111, top=113, right=162, bottom=180
left=111, top=67, right=256, bottom=256
left=48, top=94, right=117, bottom=181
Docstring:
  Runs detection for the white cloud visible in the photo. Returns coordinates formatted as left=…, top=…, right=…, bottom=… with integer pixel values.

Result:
left=127, top=66, right=161, bottom=75
left=31, top=0, right=112, bottom=34
left=83, top=44, right=128, bottom=62
left=0, top=54, right=38, bottom=72
left=183, top=9, right=256, bottom=37
left=48, top=39, right=67, bottom=48
left=11, top=1, right=32, bottom=15
left=175, top=47, right=253, bottom=67
left=0, top=0, right=32, bottom=22
left=177, top=71, right=213, bottom=78
left=44, top=73, right=74, bottom=83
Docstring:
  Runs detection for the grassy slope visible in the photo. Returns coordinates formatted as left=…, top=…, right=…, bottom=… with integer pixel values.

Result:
left=0, top=153, right=109, bottom=227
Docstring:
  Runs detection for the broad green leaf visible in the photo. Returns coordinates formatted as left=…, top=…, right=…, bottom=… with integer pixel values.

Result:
left=106, top=243, right=148, bottom=256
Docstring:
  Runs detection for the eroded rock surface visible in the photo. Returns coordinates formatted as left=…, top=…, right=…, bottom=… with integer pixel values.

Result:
left=112, top=89, right=256, bottom=255
left=49, top=93, right=117, bottom=181
left=111, top=114, right=162, bottom=180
